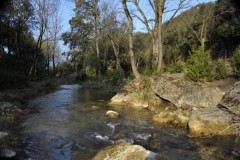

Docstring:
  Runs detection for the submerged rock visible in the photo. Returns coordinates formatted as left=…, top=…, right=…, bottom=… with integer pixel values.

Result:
left=106, top=110, right=119, bottom=118
left=188, top=107, right=234, bottom=137
left=92, top=142, right=155, bottom=160
left=91, top=105, right=100, bottom=110
left=0, top=150, right=16, bottom=158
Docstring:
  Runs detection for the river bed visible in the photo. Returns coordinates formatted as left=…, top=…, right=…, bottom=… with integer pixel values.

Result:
left=21, top=84, right=240, bottom=159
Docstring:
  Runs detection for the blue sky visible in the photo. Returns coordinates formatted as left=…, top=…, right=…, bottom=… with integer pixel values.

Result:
left=59, top=0, right=216, bottom=53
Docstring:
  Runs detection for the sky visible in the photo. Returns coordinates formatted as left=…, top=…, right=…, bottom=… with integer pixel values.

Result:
left=58, top=0, right=217, bottom=53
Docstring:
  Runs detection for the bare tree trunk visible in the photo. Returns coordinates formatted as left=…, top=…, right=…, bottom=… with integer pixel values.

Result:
left=93, top=0, right=100, bottom=77
left=122, top=0, right=141, bottom=80
left=47, top=40, right=50, bottom=75
left=157, top=0, right=164, bottom=72
left=152, top=31, right=159, bottom=67
left=95, top=36, right=100, bottom=76
left=52, top=54, right=55, bottom=76
left=107, top=34, right=121, bottom=70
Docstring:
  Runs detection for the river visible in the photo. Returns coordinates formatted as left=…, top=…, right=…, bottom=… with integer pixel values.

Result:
left=21, top=84, right=240, bottom=160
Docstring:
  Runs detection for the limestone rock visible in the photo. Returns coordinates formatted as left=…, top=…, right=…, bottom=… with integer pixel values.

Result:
left=109, top=92, right=150, bottom=110
left=109, top=93, right=128, bottom=105
left=219, top=82, right=240, bottom=116
left=153, top=74, right=224, bottom=109
left=153, top=109, right=189, bottom=126
left=188, top=107, right=234, bottom=137
left=106, top=110, right=119, bottom=118
left=92, top=143, right=155, bottom=160
left=153, top=110, right=175, bottom=124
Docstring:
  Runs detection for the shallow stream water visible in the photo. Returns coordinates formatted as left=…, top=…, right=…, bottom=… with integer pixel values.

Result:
left=21, top=84, right=240, bottom=160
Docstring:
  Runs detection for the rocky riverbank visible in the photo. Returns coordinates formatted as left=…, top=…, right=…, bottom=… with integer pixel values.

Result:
left=109, top=73, right=239, bottom=137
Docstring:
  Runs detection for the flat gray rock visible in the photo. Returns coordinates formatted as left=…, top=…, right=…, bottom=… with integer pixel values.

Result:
left=0, top=150, right=16, bottom=158
left=0, top=132, right=8, bottom=139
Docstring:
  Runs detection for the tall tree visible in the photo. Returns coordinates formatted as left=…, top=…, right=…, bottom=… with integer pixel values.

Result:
left=100, top=1, right=127, bottom=71
left=131, top=0, right=191, bottom=72
left=0, top=0, right=45, bottom=77
left=49, top=1, right=62, bottom=76
left=122, top=0, right=141, bottom=80
left=63, top=0, right=103, bottom=76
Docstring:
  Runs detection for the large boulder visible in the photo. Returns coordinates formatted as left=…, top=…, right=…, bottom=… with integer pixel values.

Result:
left=153, top=74, right=224, bottom=109
left=92, top=143, right=155, bottom=160
left=188, top=107, right=234, bottom=137
left=109, top=92, right=150, bottom=110
left=219, top=82, right=240, bottom=116
left=219, top=82, right=240, bottom=135
left=153, top=109, right=189, bottom=126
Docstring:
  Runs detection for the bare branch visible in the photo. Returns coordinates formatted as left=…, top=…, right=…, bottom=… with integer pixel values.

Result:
left=132, top=0, right=153, bottom=36
left=165, top=0, right=192, bottom=29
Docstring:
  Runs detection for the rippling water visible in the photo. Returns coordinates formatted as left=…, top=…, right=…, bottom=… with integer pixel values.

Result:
left=21, top=84, right=240, bottom=160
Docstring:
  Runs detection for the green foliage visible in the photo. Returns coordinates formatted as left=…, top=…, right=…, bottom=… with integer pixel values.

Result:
left=165, top=61, right=185, bottom=73
left=106, top=68, right=125, bottom=85
left=232, top=48, right=240, bottom=77
left=140, top=77, right=152, bottom=102
left=140, top=67, right=155, bottom=76
left=58, top=61, right=75, bottom=76
left=185, top=48, right=213, bottom=81
left=214, top=58, right=227, bottom=79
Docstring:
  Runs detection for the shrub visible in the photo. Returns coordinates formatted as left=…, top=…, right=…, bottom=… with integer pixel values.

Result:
left=165, top=61, right=185, bottom=73
left=214, top=58, right=227, bottom=79
left=185, top=48, right=213, bottom=81
left=106, top=68, right=125, bottom=84
left=232, top=48, right=240, bottom=78
left=140, top=76, right=152, bottom=102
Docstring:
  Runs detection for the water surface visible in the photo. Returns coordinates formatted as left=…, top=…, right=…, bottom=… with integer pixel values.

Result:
left=22, top=84, right=240, bottom=160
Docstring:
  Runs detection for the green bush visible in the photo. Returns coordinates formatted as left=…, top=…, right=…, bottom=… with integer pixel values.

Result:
left=232, top=48, right=240, bottom=78
left=140, top=76, right=152, bottom=102
left=214, top=58, right=227, bottom=79
left=185, top=48, right=213, bottom=81
left=106, top=68, right=125, bottom=84
left=165, top=61, right=185, bottom=73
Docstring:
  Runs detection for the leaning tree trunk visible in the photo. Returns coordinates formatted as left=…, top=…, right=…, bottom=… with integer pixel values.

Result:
left=122, top=0, right=141, bottom=80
